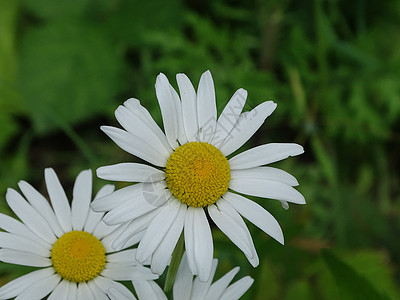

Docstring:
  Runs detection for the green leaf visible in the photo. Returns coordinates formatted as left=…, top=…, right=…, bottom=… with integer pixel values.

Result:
left=284, top=280, right=313, bottom=300
left=22, top=0, right=91, bottom=19
left=0, top=0, right=18, bottom=83
left=105, top=0, right=183, bottom=47
left=163, top=233, right=184, bottom=296
left=322, top=250, right=390, bottom=300
left=253, top=259, right=280, bottom=300
left=0, top=113, right=18, bottom=151
left=342, top=250, right=400, bottom=300
left=19, top=20, right=123, bottom=134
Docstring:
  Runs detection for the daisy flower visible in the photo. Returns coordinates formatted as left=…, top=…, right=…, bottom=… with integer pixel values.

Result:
left=172, top=253, right=253, bottom=300
left=136, top=252, right=254, bottom=300
left=92, top=70, right=305, bottom=281
left=0, top=168, right=158, bottom=300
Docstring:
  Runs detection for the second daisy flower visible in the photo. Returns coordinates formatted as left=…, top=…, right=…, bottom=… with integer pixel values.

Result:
left=92, top=70, right=306, bottom=281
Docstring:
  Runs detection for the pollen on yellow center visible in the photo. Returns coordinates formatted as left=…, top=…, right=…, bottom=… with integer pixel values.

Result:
left=165, top=142, right=230, bottom=208
left=51, top=231, right=106, bottom=283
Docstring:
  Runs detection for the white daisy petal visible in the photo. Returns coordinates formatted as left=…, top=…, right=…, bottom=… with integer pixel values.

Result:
left=229, top=143, right=304, bottom=169
left=94, top=184, right=115, bottom=199
left=48, top=279, right=71, bottom=300
left=91, top=183, right=148, bottom=212
left=102, top=265, right=158, bottom=281
left=191, top=259, right=218, bottom=300
left=218, top=199, right=258, bottom=266
left=208, top=205, right=251, bottom=256
left=140, top=182, right=171, bottom=208
left=220, top=276, right=254, bottom=300
left=219, top=101, right=277, bottom=156
left=230, top=177, right=306, bottom=204
left=71, top=170, right=92, bottom=231
left=123, top=230, right=145, bottom=250
left=170, top=83, right=188, bottom=145
left=0, top=268, right=54, bottom=299
left=172, top=253, right=253, bottom=300
left=197, top=70, right=217, bottom=143
left=177, top=73, right=199, bottom=142
left=0, top=213, right=50, bottom=249
left=281, top=200, right=290, bottom=210
left=15, top=273, right=60, bottom=300
left=151, top=202, right=186, bottom=275
left=107, top=284, right=136, bottom=300
left=106, top=249, right=137, bottom=264
left=112, top=210, right=158, bottom=250
left=97, top=163, right=165, bottom=183
left=93, top=276, right=114, bottom=293
left=87, top=280, right=109, bottom=300
left=103, top=189, right=170, bottom=226
left=184, top=206, right=198, bottom=276
left=102, top=199, right=149, bottom=226
left=206, top=267, right=240, bottom=300
left=231, top=166, right=299, bottom=186
left=132, top=280, right=167, bottom=300
left=84, top=210, right=105, bottom=235
left=96, top=223, right=126, bottom=252
left=45, top=168, right=72, bottom=233
left=223, top=191, right=284, bottom=244
left=77, top=282, right=95, bottom=300
left=84, top=184, right=115, bottom=234
left=173, top=253, right=194, bottom=300
left=155, top=73, right=180, bottom=149
left=136, top=200, right=181, bottom=263
left=93, top=276, right=135, bottom=300
left=0, top=249, right=52, bottom=267
left=5, top=188, right=57, bottom=244
left=100, top=126, right=168, bottom=167
left=18, top=180, right=64, bottom=237
left=93, top=218, right=121, bottom=241
left=0, top=232, right=50, bottom=257
left=67, top=281, right=78, bottom=298
left=115, top=105, right=172, bottom=157
left=208, top=202, right=258, bottom=266
left=193, top=208, right=214, bottom=282
left=123, top=98, right=172, bottom=152
left=212, top=88, right=247, bottom=148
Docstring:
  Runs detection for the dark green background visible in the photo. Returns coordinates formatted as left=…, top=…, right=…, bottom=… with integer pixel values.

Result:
left=1, top=0, right=399, bottom=299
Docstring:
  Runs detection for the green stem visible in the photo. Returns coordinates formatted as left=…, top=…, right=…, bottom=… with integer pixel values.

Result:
left=46, top=109, right=96, bottom=166
left=163, top=233, right=185, bottom=296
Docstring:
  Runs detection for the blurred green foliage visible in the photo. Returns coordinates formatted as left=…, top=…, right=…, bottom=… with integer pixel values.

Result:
left=1, top=0, right=400, bottom=299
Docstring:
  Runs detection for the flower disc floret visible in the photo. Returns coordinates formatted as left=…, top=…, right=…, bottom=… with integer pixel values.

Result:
left=165, top=142, right=230, bottom=207
left=51, top=231, right=106, bottom=283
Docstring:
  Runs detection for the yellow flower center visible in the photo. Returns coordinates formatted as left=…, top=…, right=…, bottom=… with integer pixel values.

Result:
left=165, top=142, right=230, bottom=207
left=51, top=231, right=106, bottom=283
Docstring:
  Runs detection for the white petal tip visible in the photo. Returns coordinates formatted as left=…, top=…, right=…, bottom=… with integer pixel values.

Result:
left=96, top=167, right=106, bottom=178
left=176, top=73, right=186, bottom=79
left=268, top=101, right=278, bottom=110
left=156, top=73, right=168, bottom=82
left=277, top=235, right=285, bottom=245
left=17, top=180, right=27, bottom=186
left=5, top=188, right=14, bottom=197
left=44, top=167, right=55, bottom=174
left=111, top=240, right=125, bottom=251
left=238, top=88, right=248, bottom=96
left=297, top=194, right=306, bottom=204
left=295, top=145, right=305, bottom=155
left=89, top=202, right=99, bottom=212
left=124, top=98, right=140, bottom=106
